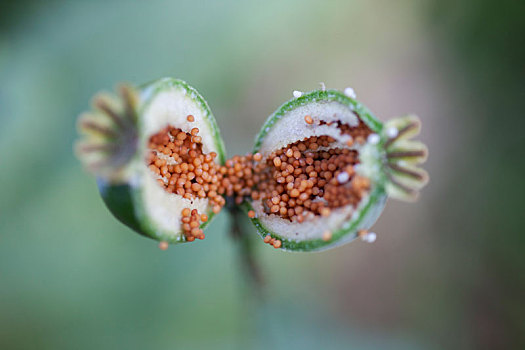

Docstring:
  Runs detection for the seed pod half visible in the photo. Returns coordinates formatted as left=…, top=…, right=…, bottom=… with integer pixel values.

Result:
left=76, top=78, right=226, bottom=245
left=243, top=88, right=428, bottom=251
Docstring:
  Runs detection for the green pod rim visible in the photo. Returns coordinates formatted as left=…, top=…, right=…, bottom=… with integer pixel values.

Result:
left=246, top=89, right=389, bottom=252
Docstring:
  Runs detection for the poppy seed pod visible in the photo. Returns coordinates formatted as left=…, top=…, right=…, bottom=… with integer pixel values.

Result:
left=76, top=78, right=226, bottom=245
left=242, top=88, right=428, bottom=251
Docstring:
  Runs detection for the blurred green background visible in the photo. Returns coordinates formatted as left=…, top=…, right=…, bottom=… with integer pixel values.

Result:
left=1, top=0, right=523, bottom=349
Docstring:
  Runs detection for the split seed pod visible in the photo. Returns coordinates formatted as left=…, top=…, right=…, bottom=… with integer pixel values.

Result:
left=243, top=88, right=428, bottom=251
left=76, top=78, right=226, bottom=244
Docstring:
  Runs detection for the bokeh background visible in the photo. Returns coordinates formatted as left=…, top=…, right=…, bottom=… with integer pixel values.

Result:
left=1, top=0, right=523, bottom=349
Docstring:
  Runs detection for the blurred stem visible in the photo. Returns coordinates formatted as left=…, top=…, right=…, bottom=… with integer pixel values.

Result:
left=226, top=200, right=268, bottom=349
left=226, top=198, right=264, bottom=298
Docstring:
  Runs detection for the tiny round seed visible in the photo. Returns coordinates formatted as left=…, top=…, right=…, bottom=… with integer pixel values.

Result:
left=304, top=115, right=313, bottom=124
left=320, top=207, right=331, bottom=217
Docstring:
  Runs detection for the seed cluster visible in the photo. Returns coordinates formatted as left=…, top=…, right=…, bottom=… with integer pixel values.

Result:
left=147, top=115, right=373, bottom=247
left=146, top=120, right=258, bottom=242
left=319, top=120, right=372, bottom=146
left=180, top=208, right=208, bottom=241
left=146, top=123, right=225, bottom=210
left=263, top=234, right=282, bottom=248
left=252, top=136, right=371, bottom=223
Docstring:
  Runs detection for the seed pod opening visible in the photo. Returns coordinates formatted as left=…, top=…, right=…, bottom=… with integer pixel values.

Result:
left=76, top=78, right=226, bottom=244
left=242, top=89, right=428, bottom=251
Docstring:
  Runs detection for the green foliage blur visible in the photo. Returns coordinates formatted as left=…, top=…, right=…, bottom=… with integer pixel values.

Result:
left=0, top=0, right=523, bottom=349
